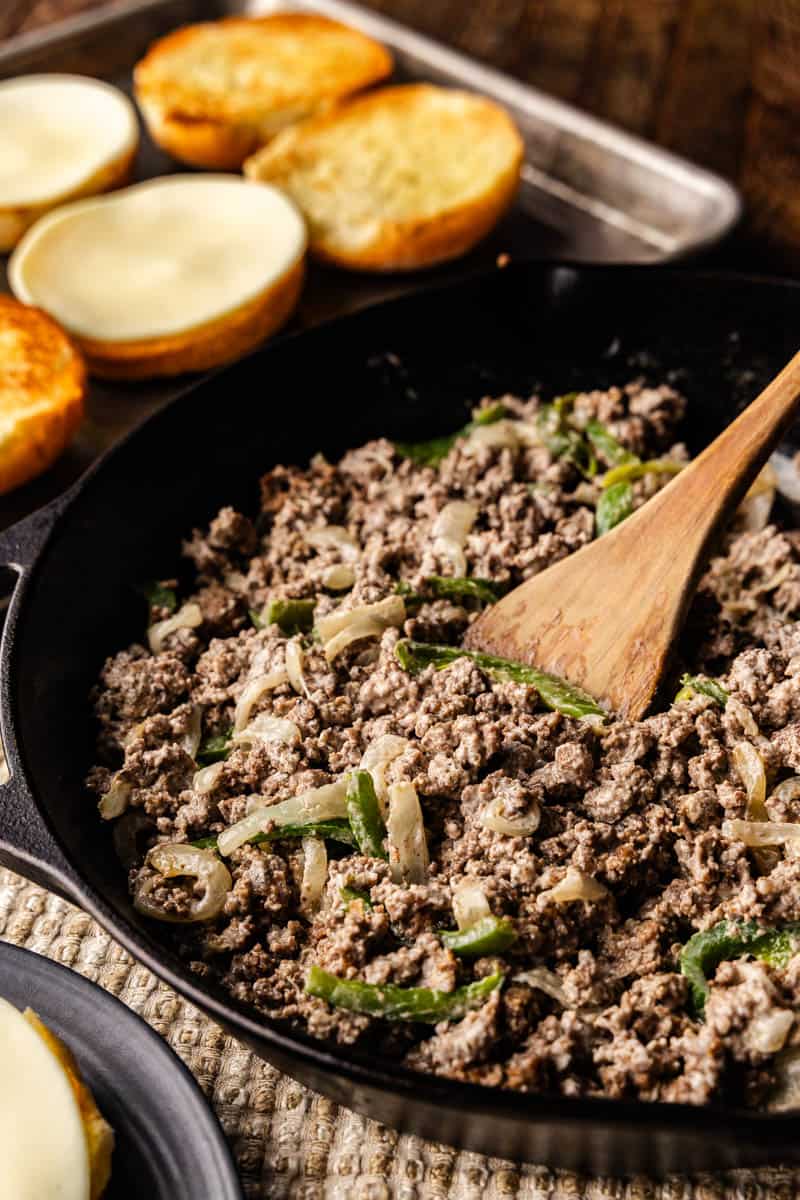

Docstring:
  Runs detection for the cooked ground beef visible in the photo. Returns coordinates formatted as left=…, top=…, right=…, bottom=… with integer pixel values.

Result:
left=89, top=381, right=800, bottom=1108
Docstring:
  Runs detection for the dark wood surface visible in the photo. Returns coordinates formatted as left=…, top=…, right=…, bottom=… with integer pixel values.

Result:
left=1, top=0, right=756, bottom=176
left=10, top=0, right=800, bottom=266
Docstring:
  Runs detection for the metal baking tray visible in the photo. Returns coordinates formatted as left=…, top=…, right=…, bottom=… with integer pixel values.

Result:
left=0, top=0, right=741, bottom=529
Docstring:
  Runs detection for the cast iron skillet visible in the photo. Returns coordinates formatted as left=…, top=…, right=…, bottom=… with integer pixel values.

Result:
left=0, top=941, right=243, bottom=1199
left=1, top=263, right=799, bottom=1176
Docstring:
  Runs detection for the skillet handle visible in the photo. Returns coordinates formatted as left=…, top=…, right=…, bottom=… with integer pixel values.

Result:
left=0, top=504, right=83, bottom=906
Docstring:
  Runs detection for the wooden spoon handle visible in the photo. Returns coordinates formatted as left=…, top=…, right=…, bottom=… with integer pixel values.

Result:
left=466, top=349, right=800, bottom=721
left=626, top=347, right=800, bottom=575
left=675, top=347, right=800, bottom=512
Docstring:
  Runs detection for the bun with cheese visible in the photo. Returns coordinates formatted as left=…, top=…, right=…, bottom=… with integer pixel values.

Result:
left=134, top=13, right=393, bottom=169
left=0, top=74, right=138, bottom=253
left=0, top=295, right=85, bottom=495
left=8, top=175, right=307, bottom=380
left=0, top=997, right=114, bottom=1199
left=244, top=83, right=524, bottom=272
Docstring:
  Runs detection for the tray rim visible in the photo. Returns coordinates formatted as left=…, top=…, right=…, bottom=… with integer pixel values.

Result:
left=0, top=938, right=245, bottom=1200
left=0, top=0, right=742, bottom=262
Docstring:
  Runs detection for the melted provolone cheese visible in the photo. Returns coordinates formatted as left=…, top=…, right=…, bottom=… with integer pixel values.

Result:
left=0, top=74, right=137, bottom=207
left=9, top=175, right=307, bottom=342
left=0, top=996, right=90, bottom=1200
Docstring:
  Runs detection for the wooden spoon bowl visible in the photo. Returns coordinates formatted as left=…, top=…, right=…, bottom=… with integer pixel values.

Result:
left=465, top=350, right=800, bottom=719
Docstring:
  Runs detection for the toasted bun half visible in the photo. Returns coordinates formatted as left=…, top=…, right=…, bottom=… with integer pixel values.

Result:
left=0, top=74, right=138, bottom=252
left=244, top=83, right=524, bottom=272
left=134, top=13, right=393, bottom=169
left=0, top=296, right=85, bottom=495
left=24, top=1010, right=114, bottom=1200
left=9, top=175, right=307, bottom=380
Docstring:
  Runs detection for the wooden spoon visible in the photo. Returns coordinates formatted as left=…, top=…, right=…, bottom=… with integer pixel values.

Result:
left=464, top=352, right=800, bottom=719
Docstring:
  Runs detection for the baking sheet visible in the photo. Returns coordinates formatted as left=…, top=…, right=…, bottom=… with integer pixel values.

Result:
left=0, top=0, right=741, bottom=528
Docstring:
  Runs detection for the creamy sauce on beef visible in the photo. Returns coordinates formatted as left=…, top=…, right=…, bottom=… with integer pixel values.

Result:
left=89, top=382, right=800, bottom=1107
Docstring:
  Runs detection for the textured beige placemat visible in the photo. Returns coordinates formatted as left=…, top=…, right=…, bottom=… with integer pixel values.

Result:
left=0, top=865, right=796, bottom=1199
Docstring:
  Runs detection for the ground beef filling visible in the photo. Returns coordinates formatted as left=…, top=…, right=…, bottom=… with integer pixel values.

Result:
left=89, top=382, right=800, bottom=1107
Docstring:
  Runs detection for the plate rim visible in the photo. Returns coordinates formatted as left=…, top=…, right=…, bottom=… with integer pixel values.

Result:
left=0, top=937, right=244, bottom=1200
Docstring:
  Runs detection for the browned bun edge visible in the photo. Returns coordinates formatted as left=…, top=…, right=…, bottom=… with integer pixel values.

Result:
left=24, top=1009, right=114, bottom=1200
left=0, top=384, right=85, bottom=496
left=243, top=83, right=525, bottom=272
left=313, top=157, right=523, bottom=272
left=0, top=143, right=137, bottom=253
left=77, top=255, right=305, bottom=380
left=0, top=296, right=86, bottom=495
left=133, top=13, right=393, bottom=170
left=135, top=96, right=261, bottom=170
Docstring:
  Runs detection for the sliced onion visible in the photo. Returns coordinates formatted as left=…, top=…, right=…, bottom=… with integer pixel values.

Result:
left=247, top=779, right=348, bottom=820
left=771, top=777, right=800, bottom=808
left=285, top=640, right=307, bottom=696
left=736, top=464, right=776, bottom=532
left=432, top=500, right=477, bottom=577
left=233, top=713, right=300, bottom=749
left=305, top=525, right=360, bottom=562
left=771, top=451, right=800, bottom=504
left=317, top=595, right=405, bottom=643
left=317, top=596, right=405, bottom=662
left=727, top=698, right=760, bottom=741
left=193, top=761, right=225, bottom=795
left=769, top=1046, right=800, bottom=1110
left=181, top=705, right=203, bottom=760
left=234, top=671, right=288, bottom=732
left=541, top=866, right=608, bottom=904
left=723, top=818, right=800, bottom=846
left=98, top=773, right=131, bottom=820
left=322, top=564, right=356, bottom=592
left=387, top=781, right=429, bottom=885
left=481, top=797, right=541, bottom=836
left=720, top=563, right=793, bottom=622
left=514, top=420, right=543, bottom=448
left=133, top=843, right=232, bottom=923
left=432, top=498, right=477, bottom=540
left=360, top=734, right=410, bottom=809
left=733, top=741, right=768, bottom=821
left=148, top=602, right=202, bottom=654
left=218, top=778, right=348, bottom=856
left=452, top=879, right=491, bottom=929
left=747, top=1010, right=794, bottom=1055
left=300, top=836, right=328, bottom=913
left=322, top=617, right=384, bottom=660
left=763, top=562, right=795, bottom=591
left=464, top=420, right=520, bottom=453
left=513, top=967, right=570, bottom=1007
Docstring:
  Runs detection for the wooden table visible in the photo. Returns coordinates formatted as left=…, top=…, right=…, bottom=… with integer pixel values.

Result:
left=11, top=0, right=753, bottom=176
left=2, top=7, right=799, bottom=1199
left=0, top=0, right=752, bottom=181
left=4, top=0, right=778, bottom=264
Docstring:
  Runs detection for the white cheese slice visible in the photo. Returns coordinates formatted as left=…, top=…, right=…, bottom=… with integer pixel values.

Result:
left=0, top=996, right=90, bottom=1200
left=0, top=74, right=138, bottom=207
left=9, top=174, right=307, bottom=342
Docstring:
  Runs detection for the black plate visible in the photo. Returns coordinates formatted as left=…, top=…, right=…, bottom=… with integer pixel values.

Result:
left=0, top=940, right=242, bottom=1200
left=2, top=263, right=800, bottom=1174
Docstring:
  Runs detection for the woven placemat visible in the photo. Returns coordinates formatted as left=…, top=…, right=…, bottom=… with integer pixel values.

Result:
left=0, top=865, right=796, bottom=1199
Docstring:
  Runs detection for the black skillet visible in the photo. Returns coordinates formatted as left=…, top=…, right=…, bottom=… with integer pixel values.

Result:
left=0, top=940, right=243, bottom=1199
left=1, top=263, right=799, bottom=1176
